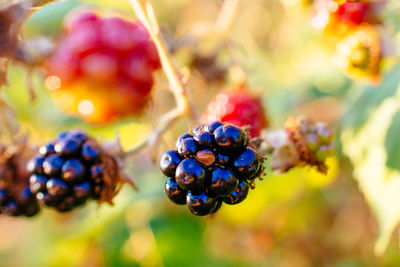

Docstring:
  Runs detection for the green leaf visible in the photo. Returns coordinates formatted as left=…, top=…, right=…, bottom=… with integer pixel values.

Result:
left=342, top=95, right=400, bottom=255
left=343, top=65, right=400, bottom=131
left=385, top=111, right=400, bottom=171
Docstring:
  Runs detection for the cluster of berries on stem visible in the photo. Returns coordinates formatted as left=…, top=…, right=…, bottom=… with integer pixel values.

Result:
left=27, top=129, right=122, bottom=212
left=160, top=122, right=265, bottom=216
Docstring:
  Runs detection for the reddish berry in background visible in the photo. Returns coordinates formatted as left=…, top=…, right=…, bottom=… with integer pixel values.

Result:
left=332, top=25, right=382, bottom=83
left=311, top=0, right=381, bottom=36
left=335, top=1, right=370, bottom=25
left=46, top=10, right=160, bottom=124
left=203, top=88, right=268, bottom=137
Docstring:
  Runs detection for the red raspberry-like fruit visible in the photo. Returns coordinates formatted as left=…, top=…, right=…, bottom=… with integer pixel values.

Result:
left=46, top=10, right=160, bottom=124
left=203, top=88, right=268, bottom=137
left=312, top=0, right=380, bottom=36
left=335, top=1, right=371, bottom=25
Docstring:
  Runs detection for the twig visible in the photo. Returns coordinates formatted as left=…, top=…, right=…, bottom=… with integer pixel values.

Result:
left=120, top=106, right=185, bottom=160
left=129, top=0, right=198, bottom=120
left=214, top=0, right=241, bottom=39
left=25, top=67, right=36, bottom=102
left=30, top=0, right=56, bottom=7
left=122, top=0, right=199, bottom=159
left=0, top=99, right=21, bottom=142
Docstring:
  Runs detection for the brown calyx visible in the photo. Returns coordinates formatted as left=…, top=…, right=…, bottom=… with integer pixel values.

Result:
left=0, top=142, right=33, bottom=196
left=0, top=3, right=29, bottom=60
left=285, top=116, right=328, bottom=174
left=96, top=149, right=120, bottom=205
left=97, top=141, right=134, bottom=205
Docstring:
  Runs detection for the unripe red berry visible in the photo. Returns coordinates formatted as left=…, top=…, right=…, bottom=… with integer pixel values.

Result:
left=312, top=0, right=380, bottom=36
left=46, top=10, right=160, bottom=124
left=203, top=88, right=268, bottom=137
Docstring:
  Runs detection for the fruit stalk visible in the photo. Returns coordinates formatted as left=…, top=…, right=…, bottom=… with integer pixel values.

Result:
left=129, top=0, right=198, bottom=121
left=0, top=100, right=20, bottom=142
left=121, top=0, right=200, bottom=159
left=214, top=0, right=241, bottom=40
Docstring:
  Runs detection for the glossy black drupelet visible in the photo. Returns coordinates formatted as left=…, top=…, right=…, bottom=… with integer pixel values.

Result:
left=28, top=129, right=106, bottom=212
left=165, top=178, right=187, bottom=205
left=0, top=186, right=40, bottom=217
left=160, top=121, right=264, bottom=216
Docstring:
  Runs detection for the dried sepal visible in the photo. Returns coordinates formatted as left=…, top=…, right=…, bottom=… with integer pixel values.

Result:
left=96, top=148, right=125, bottom=205
left=0, top=140, right=40, bottom=217
left=284, top=116, right=335, bottom=174
left=261, top=129, right=300, bottom=173
left=0, top=3, right=29, bottom=59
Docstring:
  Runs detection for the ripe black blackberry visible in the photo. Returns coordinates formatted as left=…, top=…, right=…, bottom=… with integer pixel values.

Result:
left=28, top=129, right=123, bottom=212
left=160, top=122, right=265, bottom=216
left=0, top=145, right=40, bottom=217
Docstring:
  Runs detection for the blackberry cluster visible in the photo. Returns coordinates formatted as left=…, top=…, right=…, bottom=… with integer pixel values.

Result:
left=160, top=122, right=264, bottom=216
left=0, top=146, right=40, bottom=217
left=27, top=129, right=119, bottom=212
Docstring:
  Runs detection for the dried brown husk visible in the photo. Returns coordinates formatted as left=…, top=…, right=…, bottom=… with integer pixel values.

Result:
left=285, top=116, right=328, bottom=174
left=96, top=141, right=129, bottom=205
left=0, top=3, right=28, bottom=59
left=0, top=142, right=33, bottom=200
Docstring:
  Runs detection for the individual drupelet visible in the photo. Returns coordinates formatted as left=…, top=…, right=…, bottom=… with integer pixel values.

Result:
left=27, top=129, right=121, bottom=212
left=160, top=121, right=265, bottom=216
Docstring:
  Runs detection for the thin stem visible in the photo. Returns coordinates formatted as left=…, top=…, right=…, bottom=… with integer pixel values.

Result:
left=122, top=106, right=185, bottom=159
left=129, top=0, right=199, bottom=121
left=121, top=0, right=200, bottom=159
left=30, top=0, right=56, bottom=7
left=214, top=0, right=241, bottom=39
left=25, top=67, right=36, bottom=102
left=122, top=0, right=241, bottom=160
left=0, top=99, right=20, bottom=142
left=0, top=58, right=8, bottom=89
